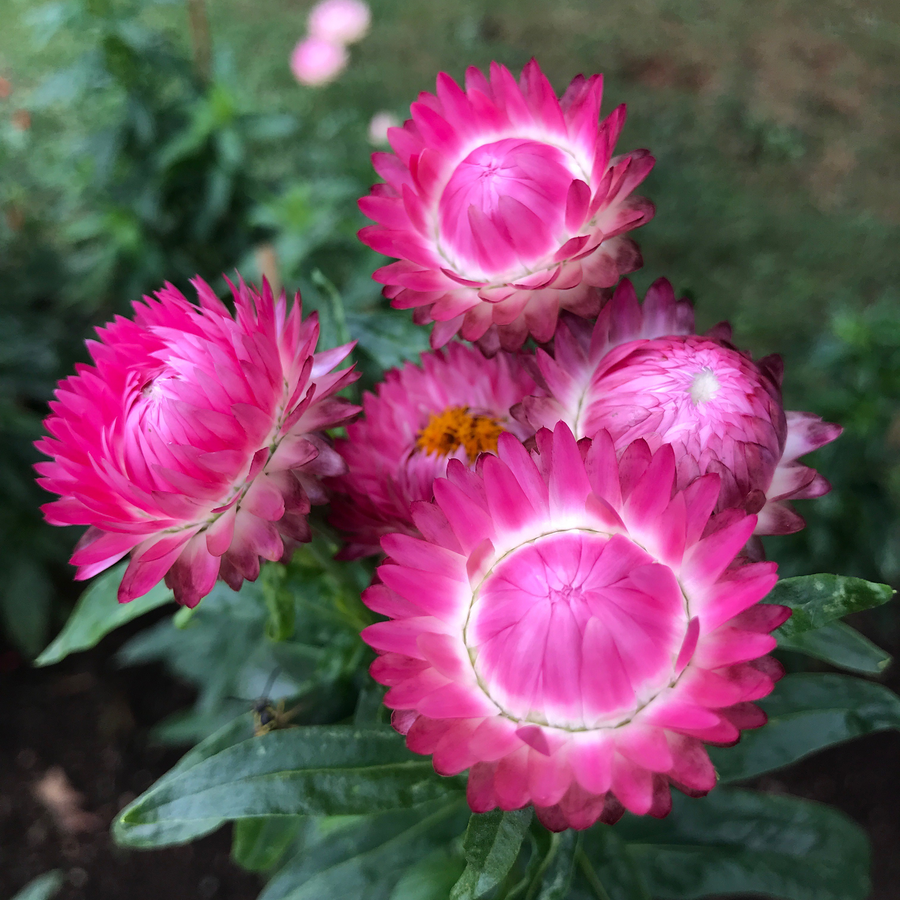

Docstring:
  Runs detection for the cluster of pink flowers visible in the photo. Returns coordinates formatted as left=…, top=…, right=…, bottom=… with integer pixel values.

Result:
left=291, top=0, right=370, bottom=87
left=39, top=61, right=840, bottom=830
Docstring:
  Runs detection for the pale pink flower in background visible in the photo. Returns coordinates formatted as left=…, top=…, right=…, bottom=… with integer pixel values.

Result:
left=358, top=59, right=654, bottom=352
left=36, top=277, right=359, bottom=608
left=308, top=0, right=371, bottom=45
left=363, top=423, right=785, bottom=829
left=329, top=341, right=538, bottom=558
left=290, top=36, right=348, bottom=86
left=521, top=278, right=841, bottom=535
left=367, top=110, right=401, bottom=146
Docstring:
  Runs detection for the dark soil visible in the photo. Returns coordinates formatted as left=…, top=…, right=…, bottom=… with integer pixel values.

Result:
left=1, top=612, right=899, bottom=900
left=0, top=613, right=260, bottom=900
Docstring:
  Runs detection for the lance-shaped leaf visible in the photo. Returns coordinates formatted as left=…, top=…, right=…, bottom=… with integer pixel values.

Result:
left=113, top=714, right=256, bottom=847
left=614, top=789, right=870, bottom=900
left=710, top=673, right=900, bottom=783
left=36, top=563, right=173, bottom=666
left=778, top=621, right=891, bottom=674
left=450, top=808, right=532, bottom=900
left=768, top=574, right=894, bottom=637
left=534, top=831, right=580, bottom=900
left=232, top=816, right=309, bottom=872
left=114, top=725, right=463, bottom=848
left=10, top=871, right=64, bottom=900
left=390, top=846, right=467, bottom=900
left=576, top=828, right=651, bottom=900
left=259, top=799, right=468, bottom=900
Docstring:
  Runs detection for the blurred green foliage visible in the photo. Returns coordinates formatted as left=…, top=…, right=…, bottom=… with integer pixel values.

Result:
left=0, top=0, right=897, bottom=655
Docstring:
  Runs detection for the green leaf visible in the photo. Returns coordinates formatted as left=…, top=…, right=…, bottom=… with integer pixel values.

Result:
left=261, top=563, right=296, bottom=642
left=10, top=871, right=64, bottom=900
left=390, top=845, right=466, bottom=900
left=114, top=714, right=256, bottom=847
left=114, top=725, right=464, bottom=848
left=36, top=563, right=173, bottom=666
left=615, top=789, right=870, bottom=900
left=259, top=800, right=468, bottom=900
left=534, top=831, right=580, bottom=900
left=711, top=673, right=900, bottom=782
left=450, top=808, right=532, bottom=900
left=576, top=828, right=651, bottom=900
left=232, top=816, right=308, bottom=872
left=768, top=574, right=894, bottom=637
left=779, top=621, right=892, bottom=674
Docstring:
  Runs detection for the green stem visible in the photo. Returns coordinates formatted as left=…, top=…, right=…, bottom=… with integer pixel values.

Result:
left=576, top=848, right=613, bottom=900
left=524, top=832, right=560, bottom=900
left=312, top=268, right=351, bottom=349
left=186, top=0, right=212, bottom=84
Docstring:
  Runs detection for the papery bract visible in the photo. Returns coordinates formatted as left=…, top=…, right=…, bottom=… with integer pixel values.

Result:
left=36, top=277, right=359, bottom=607
left=290, top=37, right=348, bottom=86
left=308, top=0, right=371, bottom=45
left=358, top=59, right=654, bottom=351
left=363, top=423, right=786, bottom=829
left=330, top=341, right=537, bottom=557
left=521, top=278, right=842, bottom=535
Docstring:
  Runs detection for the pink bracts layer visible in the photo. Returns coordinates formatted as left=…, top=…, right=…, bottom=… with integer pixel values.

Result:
left=521, top=278, right=842, bottom=536
left=329, top=341, right=538, bottom=557
left=362, top=422, right=787, bottom=829
left=36, top=276, right=360, bottom=607
left=358, top=59, right=654, bottom=351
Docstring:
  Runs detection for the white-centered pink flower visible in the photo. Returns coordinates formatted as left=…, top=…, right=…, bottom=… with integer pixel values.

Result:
left=290, top=37, right=348, bottom=86
left=308, top=0, right=371, bottom=45
left=329, top=342, right=537, bottom=558
left=363, top=423, right=786, bottom=830
left=358, top=60, right=655, bottom=352
left=520, top=279, right=842, bottom=535
left=36, top=277, right=359, bottom=608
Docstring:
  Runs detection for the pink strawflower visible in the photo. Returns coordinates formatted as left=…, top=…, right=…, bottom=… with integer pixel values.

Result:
left=308, top=0, right=371, bottom=45
left=363, top=423, right=786, bottom=830
left=521, top=278, right=841, bottom=535
left=290, top=37, right=348, bottom=86
left=358, top=60, right=654, bottom=352
left=36, top=277, right=359, bottom=608
left=329, top=342, right=537, bottom=557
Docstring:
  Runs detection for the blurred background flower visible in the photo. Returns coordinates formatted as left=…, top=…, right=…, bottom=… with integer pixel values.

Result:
left=308, top=0, right=371, bottom=46
left=290, top=36, right=348, bottom=86
left=366, top=109, right=399, bottom=145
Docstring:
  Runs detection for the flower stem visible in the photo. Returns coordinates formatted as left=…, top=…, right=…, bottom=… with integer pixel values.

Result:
left=186, top=0, right=212, bottom=84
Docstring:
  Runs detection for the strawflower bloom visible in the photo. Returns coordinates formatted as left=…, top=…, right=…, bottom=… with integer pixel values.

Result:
left=36, top=277, right=359, bottom=608
left=521, top=279, right=841, bottom=535
left=358, top=59, right=654, bottom=351
left=329, top=341, right=537, bottom=557
left=308, top=0, right=371, bottom=45
left=290, top=37, right=348, bottom=86
left=363, top=423, right=786, bottom=830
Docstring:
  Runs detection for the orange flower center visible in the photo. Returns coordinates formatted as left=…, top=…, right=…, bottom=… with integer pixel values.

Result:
left=416, top=406, right=504, bottom=459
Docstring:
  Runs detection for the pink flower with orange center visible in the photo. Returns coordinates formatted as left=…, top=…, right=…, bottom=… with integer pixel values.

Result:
left=329, top=341, right=537, bottom=558
left=363, top=423, right=786, bottom=830
left=358, top=60, right=654, bottom=352
left=36, top=277, right=359, bottom=607
left=521, top=279, right=842, bottom=535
